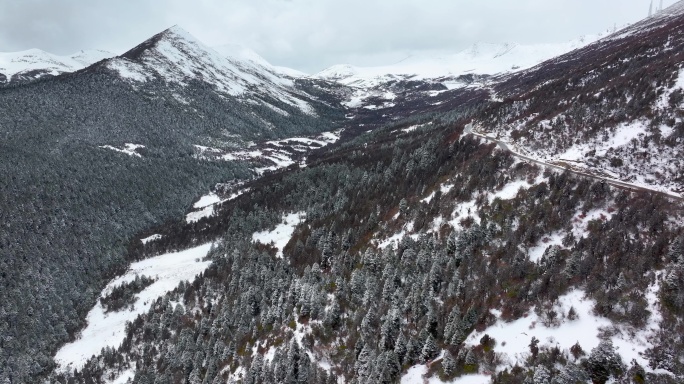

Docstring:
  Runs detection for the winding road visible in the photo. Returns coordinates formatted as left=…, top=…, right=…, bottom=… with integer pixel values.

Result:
left=464, top=123, right=683, bottom=202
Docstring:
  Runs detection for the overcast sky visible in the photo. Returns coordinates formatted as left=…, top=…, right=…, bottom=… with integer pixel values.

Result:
left=0, top=0, right=677, bottom=73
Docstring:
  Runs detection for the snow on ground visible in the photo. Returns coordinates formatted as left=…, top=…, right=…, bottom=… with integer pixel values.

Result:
left=193, top=193, right=223, bottom=209
left=54, top=243, right=213, bottom=372
left=264, top=346, right=277, bottom=362
left=377, top=231, right=407, bottom=249
left=609, top=273, right=666, bottom=374
left=140, top=234, right=162, bottom=245
left=255, top=152, right=297, bottom=174
left=400, top=123, right=429, bottom=134
left=570, top=207, right=615, bottom=239
left=185, top=191, right=234, bottom=223
left=252, top=212, right=305, bottom=258
left=464, top=289, right=610, bottom=369
left=228, top=188, right=251, bottom=201
left=419, top=183, right=453, bottom=204
left=444, top=375, right=492, bottom=384
left=488, top=175, right=545, bottom=203
left=656, top=68, right=684, bottom=111
left=401, top=365, right=429, bottom=384
left=447, top=199, right=480, bottom=230
left=392, top=123, right=432, bottom=133
left=401, top=364, right=490, bottom=384
left=186, top=204, right=215, bottom=223
left=115, top=26, right=315, bottom=114
left=471, top=122, right=684, bottom=198
left=527, top=232, right=564, bottom=262
left=557, top=121, right=647, bottom=163
left=225, top=366, right=245, bottom=383
left=99, top=143, right=146, bottom=157
left=106, top=58, right=151, bottom=82
left=224, top=129, right=343, bottom=174
left=463, top=280, right=667, bottom=375
left=106, top=368, right=135, bottom=384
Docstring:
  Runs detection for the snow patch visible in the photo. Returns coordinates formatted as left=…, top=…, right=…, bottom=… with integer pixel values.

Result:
left=140, top=234, right=162, bottom=245
left=252, top=213, right=305, bottom=258
left=377, top=231, right=407, bottom=249
left=99, top=143, right=146, bottom=157
left=558, top=121, right=647, bottom=162
left=527, top=232, right=564, bottom=262
left=107, top=58, right=151, bottom=82
left=106, top=368, right=135, bottom=384
left=401, top=365, right=490, bottom=384
left=193, top=193, right=223, bottom=209
left=448, top=199, right=480, bottom=230
left=54, top=244, right=213, bottom=371
left=465, top=290, right=609, bottom=369
left=186, top=205, right=215, bottom=223
left=571, top=207, right=615, bottom=239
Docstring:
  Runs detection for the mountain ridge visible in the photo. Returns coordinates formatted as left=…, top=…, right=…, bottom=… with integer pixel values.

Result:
left=0, top=48, right=112, bottom=84
left=312, top=34, right=608, bottom=89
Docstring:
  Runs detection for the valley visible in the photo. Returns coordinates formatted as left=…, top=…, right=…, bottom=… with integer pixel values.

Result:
left=1, top=3, right=684, bottom=384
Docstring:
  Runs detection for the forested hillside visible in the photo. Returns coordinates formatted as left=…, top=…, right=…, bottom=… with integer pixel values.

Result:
left=475, top=4, right=684, bottom=196
left=0, top=28, right=346, bottom=383
left=59, top=111, right=684, bottom=384
left=3, top=3, right=684, bottom=384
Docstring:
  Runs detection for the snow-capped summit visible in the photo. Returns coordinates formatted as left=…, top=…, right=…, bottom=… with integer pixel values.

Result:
left=0, top=48, right=113, bottom=83
left=107, top=25, right=314, bottom=113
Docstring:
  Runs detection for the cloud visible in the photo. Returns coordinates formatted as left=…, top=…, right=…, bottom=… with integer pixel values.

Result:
left=0, top=0, right=673, bottom=73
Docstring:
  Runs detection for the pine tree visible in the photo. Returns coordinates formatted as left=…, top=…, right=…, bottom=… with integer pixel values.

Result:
left=532, top=365, right=550, bottom=384
left=354, top=345, right=376, bottom=381
left=586, top=340, right=623, bottom=384
left=442, top=351, right=457, bottom=377
left=421, top=334, right=439, bottom=363
left=394, top=331, right=408, bottom=365
left=554, top=363, right=589, bottom=384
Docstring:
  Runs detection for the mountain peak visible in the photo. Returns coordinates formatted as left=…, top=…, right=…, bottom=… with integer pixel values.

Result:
left=120, top=25, right=202, bottom=61
left=106, top=25, right=314, bottom=112
left=159, top=25, right=199, bottom=44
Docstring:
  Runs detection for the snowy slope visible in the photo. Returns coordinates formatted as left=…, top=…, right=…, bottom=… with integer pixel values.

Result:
left=108, top=26, right=315, bottom=114
left=314, top=36, right=604, bottom=89
left=54, top=244, right=213, bottom=371
left=0, top=48, right=113, bottom=83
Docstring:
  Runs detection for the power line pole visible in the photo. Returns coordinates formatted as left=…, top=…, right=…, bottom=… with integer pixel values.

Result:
left=649, top=0, right=654, bottom=17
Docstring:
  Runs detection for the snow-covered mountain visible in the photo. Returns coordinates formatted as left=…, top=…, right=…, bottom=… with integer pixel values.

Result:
left=4, top=2, right=684, bottom=382
left=0, top=48, right=112, bottom=84
left=105, top=26, right=317, bottom=114
left=314, top=35, right=605, bottom=89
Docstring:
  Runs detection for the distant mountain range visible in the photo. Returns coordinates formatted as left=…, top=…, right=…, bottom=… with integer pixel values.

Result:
left=0, top=48, right=112, bottom=84
left=313, top=35, right=606, bottom=88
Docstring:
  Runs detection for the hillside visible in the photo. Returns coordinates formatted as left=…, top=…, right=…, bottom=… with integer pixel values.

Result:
left=2, top=4, right=684, bottom=384
left=473, top=2, right=684, bottom=197
left=41, top=4, right=684, bottom=384
left=0, top=26, right=346, bottom=383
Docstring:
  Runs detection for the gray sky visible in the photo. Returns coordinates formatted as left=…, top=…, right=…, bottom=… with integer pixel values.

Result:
left=0, top=0, right=677, bottom=73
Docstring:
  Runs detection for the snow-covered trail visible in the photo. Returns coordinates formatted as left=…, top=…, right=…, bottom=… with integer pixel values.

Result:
left=464, top=124, right=684, bottom=202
